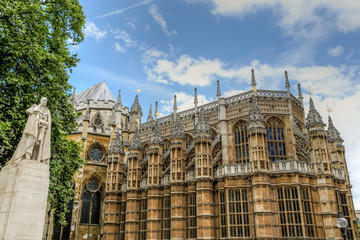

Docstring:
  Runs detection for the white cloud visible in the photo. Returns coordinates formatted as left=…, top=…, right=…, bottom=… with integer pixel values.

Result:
left=223, top=89, right=245, bottom=97
left=194, top=0, right=360, bottom=38
left=84, top=21, right=107, bottom=41
left=114, top=42, right=127, bottom=53
left=145, top=25, right=151, bottom=31
left=328, top=45, right=344, bottom=57
left=160, top=91, right=211, bottom=115
left=145, top=53, right=359, bottom=98
left=149, top=5, right=177, bottom=36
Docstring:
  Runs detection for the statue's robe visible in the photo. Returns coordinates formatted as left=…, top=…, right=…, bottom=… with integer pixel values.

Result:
left=9, top=105, right=51, bottom=164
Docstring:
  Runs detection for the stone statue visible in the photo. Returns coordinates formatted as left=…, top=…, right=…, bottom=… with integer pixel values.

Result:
left=8, top=97, right=51, bottom=165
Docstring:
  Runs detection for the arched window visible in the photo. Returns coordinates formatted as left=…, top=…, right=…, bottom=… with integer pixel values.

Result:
left=234, top=121, right=249, bottom=163
left=80, top=178, right=102, bottom=225
left=266, top=117, right=286, bottom=161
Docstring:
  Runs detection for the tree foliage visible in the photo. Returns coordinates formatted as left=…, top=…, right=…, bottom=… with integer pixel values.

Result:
left=0, top=0, right=85, bottom=225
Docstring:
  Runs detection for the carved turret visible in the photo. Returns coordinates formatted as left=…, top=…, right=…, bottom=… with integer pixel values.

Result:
left=285, top=71, right=290, bottom=92
left=194, top=111, right=215, bottom=238
left=173, top=95, right=177, bottom=122
left=146, top=121, right=164, bottom=239
left=306, top=98, right=325, bottom=130
left=125, top=127, right=143, bottom=239
left=247, top=94, right=268, bottom=172
left=170, top=117, right=186, bottom=182
left=104, top=128, right=125, bottom=240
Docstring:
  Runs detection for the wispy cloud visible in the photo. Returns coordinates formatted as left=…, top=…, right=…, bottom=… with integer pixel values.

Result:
left=189, top=0, right=360, bottom=39
left=160, top=91, right=211, bottom=116
left=84, top=21, right=107, bottom=41
left=114, top=43, right=127, bottom=53
left=94, top=0, right=154, bottom=19
left=328, top=45, right=344, bottom=57
left=149, top=5, right=177, bottom=36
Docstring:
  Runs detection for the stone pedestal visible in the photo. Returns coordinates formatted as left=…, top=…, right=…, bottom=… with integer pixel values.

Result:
left=0, top=160, right=49, bottom=240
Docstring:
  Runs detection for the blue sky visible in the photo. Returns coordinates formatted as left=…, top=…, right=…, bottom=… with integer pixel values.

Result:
left=70, top=0, right=360, bottom=208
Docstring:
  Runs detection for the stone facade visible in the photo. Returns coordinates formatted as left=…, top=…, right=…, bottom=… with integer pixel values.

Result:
left=46, top=75, right=359, bottom=239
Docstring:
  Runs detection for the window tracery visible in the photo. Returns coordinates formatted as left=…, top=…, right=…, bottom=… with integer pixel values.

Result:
left=80, top=177, right=102, bottom=225
left=266, top=117, right=286, bottom=161
left=234, top=120, right=249, bottom=163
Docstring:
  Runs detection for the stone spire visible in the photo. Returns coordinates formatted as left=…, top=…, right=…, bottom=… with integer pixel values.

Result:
left=173, top=95, right=177, bottom=122
left=115, top=90, right=122, bottom=109
left=327, top=116, right=343, bottom=143
left=247, top=93, right=265, bottom=132
left=194, top=88, right=198, bottom=113
left=147, top=104, right=153, bottom=122
left=297, top=83, right=303, bottom=103
left=129, top=127, right=142, bottom=150
left=109, top=127, right=125, bottom=154
left=305, top=98, right=325, bottom=129
left=251, top=69, right=257, bottom=91
left=72, top=87, right=76, bottom=99
left=216, top=80, right=221, bottom=100
left=285, top=71, right=290, bottom=92
left=131, top=95, right=142, bottom=114
left=195, top=111, right=211, bottom=136
left=149, top=121, right=163, bottom=145
left=155, top=101, right=159, bottom=120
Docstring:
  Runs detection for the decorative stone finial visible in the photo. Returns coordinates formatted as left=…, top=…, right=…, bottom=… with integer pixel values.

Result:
left=285, top=71, right=290, bottom=91
left=117, top=90, right=121, bottom=105
left=147, top=104, right=153, bottom=122
left=155, top=101, right=159, bottom=120
left=217, top=80, right=221, bottom=100
left=305, top=98, right=325, bottom=129
left=251, top=69, right=257, bottom=91
left=246, top=93, right=265, bottom=132
left=194, top=88, right=198, bottom=109
left=171, top=117, right=185, bottom=139
left=109, top=127, right=125, bottom=154
left=129, top=127, right=142, bottom=150
left=298, top=83, right=303, bottom=103
left=327, top=116, right=343, bottom=143
left=149, top=121, right=163, bottom=145
left=173, top=95, right=177, bottom=122
left=195, top=110, right=211, bottom=136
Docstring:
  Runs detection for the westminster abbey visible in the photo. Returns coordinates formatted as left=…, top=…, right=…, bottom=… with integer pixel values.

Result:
left=46, top=70, right=359, bottom=240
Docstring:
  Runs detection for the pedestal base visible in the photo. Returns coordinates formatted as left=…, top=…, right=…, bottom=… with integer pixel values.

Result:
left=0, top=160, right=49, bottom=240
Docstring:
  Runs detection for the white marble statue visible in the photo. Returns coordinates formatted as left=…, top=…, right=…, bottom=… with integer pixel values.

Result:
left=8, top=97, right=51, bottom=165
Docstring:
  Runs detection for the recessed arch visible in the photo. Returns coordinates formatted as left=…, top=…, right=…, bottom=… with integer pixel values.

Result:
left=233, top=120, right=249, bottom=163
left=265, top=117, right=286, bottom=161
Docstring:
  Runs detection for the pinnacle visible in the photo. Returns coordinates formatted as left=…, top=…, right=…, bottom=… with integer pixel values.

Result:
left=149, top=121, right=163, bottom=145
left=305, top=98, right=325, bottom=129
left=109, top=127, right=125, bottom=155
left=327, top=116, right=343, bottom=143
left=129, top=127, right=143, bottom=150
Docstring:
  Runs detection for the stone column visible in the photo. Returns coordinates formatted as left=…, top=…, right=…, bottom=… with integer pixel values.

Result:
left=0, top=160, right=49, bottom=240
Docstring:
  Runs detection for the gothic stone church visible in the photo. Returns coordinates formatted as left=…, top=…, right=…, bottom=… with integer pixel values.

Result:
left=47, top=71, right=359, bottom=240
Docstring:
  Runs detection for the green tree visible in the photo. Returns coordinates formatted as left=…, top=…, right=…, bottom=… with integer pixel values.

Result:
left=0, top=0, right=85, bottom=225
